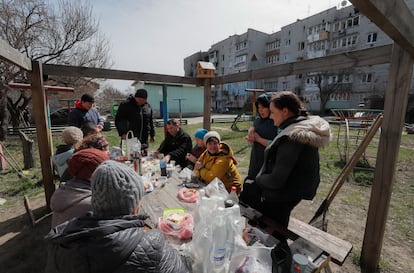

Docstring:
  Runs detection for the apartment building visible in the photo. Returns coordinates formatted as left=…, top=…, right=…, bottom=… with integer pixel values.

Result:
left=184, top=2, right=414, bottom=116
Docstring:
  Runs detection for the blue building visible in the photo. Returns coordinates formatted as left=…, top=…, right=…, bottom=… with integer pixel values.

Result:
left=132, top=81, right=204, bottom=118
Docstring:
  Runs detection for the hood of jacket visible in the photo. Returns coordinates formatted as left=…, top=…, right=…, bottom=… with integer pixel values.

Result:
left=53, top=147, right=74, bottom=166
left=276, top=115, right=331, bottom=148
left=74, top=100, right=88, bottom=111
left=45, top=215, right=146, bottom=273
left=208, top=142, right=238, bottom=165
left=50, top=179, right=91, bottom=213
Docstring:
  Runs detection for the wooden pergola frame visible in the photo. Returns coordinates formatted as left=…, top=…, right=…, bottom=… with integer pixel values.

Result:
left=0, top=1, right=413, bottom=272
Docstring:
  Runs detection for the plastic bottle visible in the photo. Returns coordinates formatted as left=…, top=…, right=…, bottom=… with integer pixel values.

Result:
left=160, top=159, right=167, bottom=176
left=228, top=186, right=239, bottom=204
left=210, top=207, right=227, bottom=272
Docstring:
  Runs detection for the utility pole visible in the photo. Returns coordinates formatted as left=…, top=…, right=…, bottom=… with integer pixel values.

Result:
left=173, top=98, right=186, bottom=125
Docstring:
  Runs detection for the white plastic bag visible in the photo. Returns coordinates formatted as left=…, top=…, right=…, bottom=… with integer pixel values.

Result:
left=121, top=130, right=141, bottom=160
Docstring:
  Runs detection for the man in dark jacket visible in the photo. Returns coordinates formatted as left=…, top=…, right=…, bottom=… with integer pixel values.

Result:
left=155, top=119, right=192, bottom=168
left=68, top=94, right=104, bottom=130
left=45, top=160, right=191, bottom=273
left=115, top=89, right=155, bottom=148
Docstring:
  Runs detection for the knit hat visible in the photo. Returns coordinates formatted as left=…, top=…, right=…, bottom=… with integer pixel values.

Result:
left=67, top=148, right=109, bottom=181
left=81, top=93, right=95, bottom=103
left=91, top=160, right=144, bottom=218
left=134, top=89, right=148, bottom=99
left=61, top=126, right=83, bottom=145
left=194, top=129, right=208, bottom=140
left=204, top=131, right=221, bottom=144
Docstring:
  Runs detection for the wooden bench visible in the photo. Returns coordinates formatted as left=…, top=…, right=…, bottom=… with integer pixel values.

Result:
left=154, top=119, right=188, bottom=127
left=240, top=205, right=353, bottom=267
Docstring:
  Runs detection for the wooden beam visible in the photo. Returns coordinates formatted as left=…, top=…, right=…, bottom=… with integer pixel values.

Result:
left=212, top=45, right=392, bottom=84
left=42, top=64, right=202, bottom=85
left=0, top=39, right=32, bottom=71
left=360, top=43, right=413, bottom=273
left=29, top=61, right=55, bottom=211
left=350, top=0, right=414, bottom=57
left=8, top=82, right=74, bottom=92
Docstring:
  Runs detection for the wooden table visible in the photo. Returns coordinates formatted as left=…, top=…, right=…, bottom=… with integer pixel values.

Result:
left=140, top=172, right=196, bottom=228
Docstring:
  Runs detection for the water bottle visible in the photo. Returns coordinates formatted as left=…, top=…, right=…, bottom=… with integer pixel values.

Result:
left=160, top=159, right=167, bottom=176
left=228, top=186, right=239, bottom=204
left=210, top=207, right=227, bottom=272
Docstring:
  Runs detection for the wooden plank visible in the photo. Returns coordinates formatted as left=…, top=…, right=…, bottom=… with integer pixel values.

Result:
left=0, top=38, right=32, bottom=71
left=212, top=45, right=392, bottom=84
left=42, top=64, right=202, bottom=85
left=288, top=217, right=353, bottom=266
left=361, top=43, right=413, bottom=272
left=350, top=0, right=414, bottom=57
left=29, top=61, right=55, bottom=211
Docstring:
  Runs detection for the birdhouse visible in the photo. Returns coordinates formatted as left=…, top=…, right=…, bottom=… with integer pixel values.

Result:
left=196, top=61, right=215, bottom=78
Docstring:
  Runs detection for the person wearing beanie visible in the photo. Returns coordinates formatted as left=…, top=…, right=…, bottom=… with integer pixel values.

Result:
left=68, top=93, right=104, bottom=130
left=155, top=119, right=192, bottom=168
left=50, top=148, right=109, bottom=227
left=240, top=92, right=278, bottom=210
left=52, top=126, right=83, bottom=182
left=115, top=88, right=155, bottom=148
left=185, top=128, right=208, bottom=168
left=45, top=160, right=191, bottom=273
left=194, top=130, right=242, bottom=193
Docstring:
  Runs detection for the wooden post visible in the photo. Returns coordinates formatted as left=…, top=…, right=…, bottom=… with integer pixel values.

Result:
left=18, top=130, right=34, bottom=169
left=203, top=78, right=212, bottom=130
left=360, top=44, right=414, bottom=272
left=29, top=61, right=55, bottom=211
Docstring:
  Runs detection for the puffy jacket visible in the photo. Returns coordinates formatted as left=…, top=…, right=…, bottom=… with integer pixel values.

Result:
left=50, top=179, right=92, bottom=227
left=68, top=100, right=103, bottom=128
left=45, top=214, right=191, bottom=273
left=256, top=115, right=331, bottom=202
left=115, top=95, right=155, bottom=146
left=52, top=144, right=74, bottom=180
left=198, top=142, right=242, bottom=193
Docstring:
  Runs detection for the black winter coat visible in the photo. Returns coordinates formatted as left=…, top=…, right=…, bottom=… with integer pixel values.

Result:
left=256, top=116, right=331, bottom=202
left=115, top=95, right=155, bottom=146
left=158, top=128, right=192, bottom=168
left=45, top=214, right=191, bottom=273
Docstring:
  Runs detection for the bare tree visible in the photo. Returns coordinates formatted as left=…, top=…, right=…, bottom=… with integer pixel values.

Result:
left=95, top=85, right=126, bottom=117
left=307, top=72, right=343, bottom=114
left=0, top=0, right=112, bottom=140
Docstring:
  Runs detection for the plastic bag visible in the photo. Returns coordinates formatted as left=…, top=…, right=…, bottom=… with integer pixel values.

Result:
left=229, top=245, right=273, bottom=273
left=204, top=177, right=229, bottom=200
left=158, top=208, right=194, bottom=240
left=190, top=188, right=246, bottom=273
left=121, top=130, right=141, bottom=160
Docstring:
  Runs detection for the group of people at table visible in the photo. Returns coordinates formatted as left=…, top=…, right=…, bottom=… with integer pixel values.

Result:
left=45, top=89, right=331, bottom=273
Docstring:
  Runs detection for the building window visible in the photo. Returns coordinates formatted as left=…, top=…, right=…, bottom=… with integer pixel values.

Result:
left=236, top=41, right=247, bottom=51
left=284, top=54, right=290, bottom=62
left=282, top=81, right=288, bottom=90
left=235, top=54, right=247, bottom=65
left=367, top=32, right=377, bottom=43
left=362, top=73, right=372, bottom=83
left=298, top=42, right=305, bottom=50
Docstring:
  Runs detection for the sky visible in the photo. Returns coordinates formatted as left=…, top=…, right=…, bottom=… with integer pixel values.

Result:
left=89, top=0, right=345, bottom=91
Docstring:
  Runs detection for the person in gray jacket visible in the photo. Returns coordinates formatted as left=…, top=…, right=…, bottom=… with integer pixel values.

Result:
left=45, top=160, right=191, bottom=273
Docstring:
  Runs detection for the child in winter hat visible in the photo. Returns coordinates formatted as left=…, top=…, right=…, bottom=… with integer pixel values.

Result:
left=203, top=130, right=221, bottom=144
left=91, top=160, right=144, bottom=218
